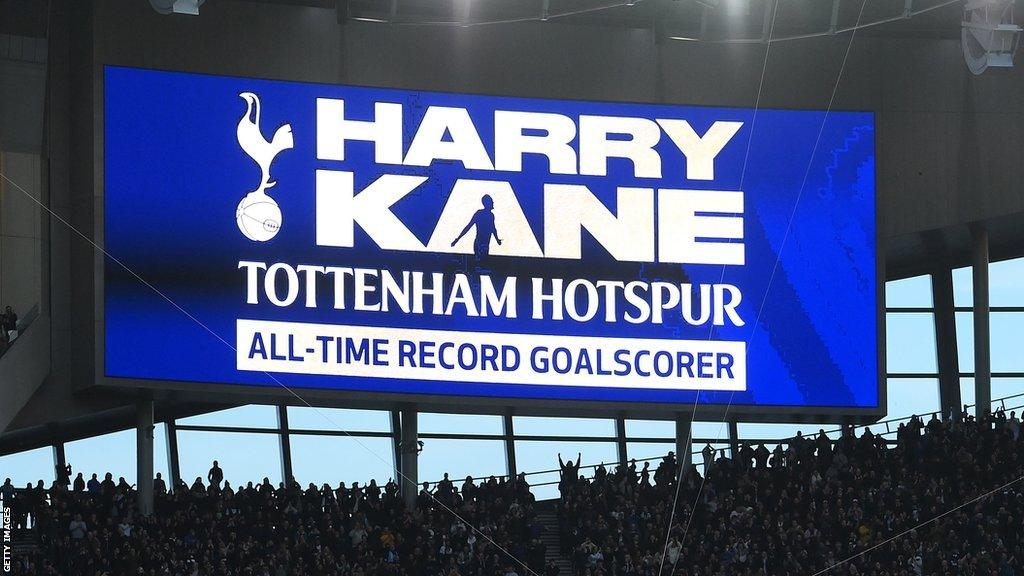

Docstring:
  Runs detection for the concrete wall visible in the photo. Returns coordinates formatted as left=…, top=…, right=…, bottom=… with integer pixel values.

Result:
left=0, top=152, right=43, bottom=320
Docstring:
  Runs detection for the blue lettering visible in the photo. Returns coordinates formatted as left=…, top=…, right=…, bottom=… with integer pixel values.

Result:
left=613, top=349, right=631, bottom=376
left=697, top=351, right=713, bottom=378
left=398, top=340, right=416, bottom=367
left=531, top=347, right=549, bottom=373
left=372, top=338, right=388, bottom=366
left=248, top=333, right=267, bottom=360
left=718, top=353, right=735, bottom=378
left=269, top=333, right=287, bottom=361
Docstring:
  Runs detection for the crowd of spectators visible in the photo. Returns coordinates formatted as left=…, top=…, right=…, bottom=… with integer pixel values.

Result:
left=557, top=409, right=1024, bottom=576
left=6, top=463, right=541, bottom=576
left=6, top=409, right=1024, bottom=576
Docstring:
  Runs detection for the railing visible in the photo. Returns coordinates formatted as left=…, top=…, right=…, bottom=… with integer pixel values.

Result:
left=423, top=391, right=1024, bottom=489
left=0, top=304, right=39, bottom=360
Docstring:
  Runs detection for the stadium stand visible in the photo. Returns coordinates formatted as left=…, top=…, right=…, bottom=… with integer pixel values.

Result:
left=558, top=410, right=1024, bottom=576
left=6, top=470, right=540, bottom=575
left=6, top=409, right=1024, bottom=575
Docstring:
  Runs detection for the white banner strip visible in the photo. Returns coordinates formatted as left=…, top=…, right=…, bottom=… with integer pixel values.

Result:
left=237, top=319, right=746, bottom=391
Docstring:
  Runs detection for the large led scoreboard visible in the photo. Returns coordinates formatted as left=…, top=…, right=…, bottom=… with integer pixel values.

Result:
left=101, top=66, right=882, bottom=418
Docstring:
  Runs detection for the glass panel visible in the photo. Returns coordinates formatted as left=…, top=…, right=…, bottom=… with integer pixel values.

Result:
left=959, top=378, right=1024, bottom=416
left=956, top=312, right=1024, bottom=374
left=290, top=435, right=394, bottom=488
left=737, top=422, right=841, bottom=441
left=692, top=421, right=730, bottom=442
left=992, top=313, right=1024, bottom=373
left=420, top=413, right=503, bottom=435
left=178, top=405, right=279, bottom=429
left=994, top=378, right=1024, bottom=409
left=420, top=439, right=507, bottom=485
left=512, top=416, right=615, bottom=438
left=951, top=258, right=1024, bottom=308
left=65, top=429, right=137, bottom=485
left=885, top=275, right=932, bottom=308
left=886, top=378, right=940, bottom=423
left=0, top=446, right=53, bottom=487
left=153, top=423, right=170, bottom=485
left=694, top=443, right=731, bottom=471
left=625, top=442, right=675, bottom=467
left=624, top=419, right=674, bottom=438
left=885, top=313, right=937, bottom=373
left=287, top=406, right=391, bottom=433
left=177, top=431, right=282, bottom=488
left=956, top=311, right=974, bottom=373
left=953, top=266, right=973, bottom=308
left=514, top=440, right=617, bottom=500
left=990, top=258, right=1024, bottom=307
left=960, top=377, right=976, bottom=416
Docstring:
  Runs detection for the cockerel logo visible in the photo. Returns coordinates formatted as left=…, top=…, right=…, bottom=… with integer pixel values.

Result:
left=235, top=92, right=294, bottom=241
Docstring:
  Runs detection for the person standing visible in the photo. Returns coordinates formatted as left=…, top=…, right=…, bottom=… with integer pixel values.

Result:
left=2, top=306, right=17, bottom=341
left=207, top=460, right=224, bottom=490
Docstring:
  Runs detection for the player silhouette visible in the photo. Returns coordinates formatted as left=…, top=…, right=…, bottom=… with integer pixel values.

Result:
left=451, top=194, right=502, bottom=258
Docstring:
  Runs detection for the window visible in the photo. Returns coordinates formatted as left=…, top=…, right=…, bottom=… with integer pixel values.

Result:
left=624, top=420, right=673, bottom=438
left=692, top=421, right=730, bottom=443
left=885, top=275, right=932, bottom=308
left=289, top=435, right=394, bottom=487
left=960, top=378, right=1024, bottom=416
left=420, top=413, right=503, bottom=435
left=991, top=313, right=1024, bottom=373
left=65, top=430, right=137, bottom=485
left=993, top=379, right=1024, bottom=407
left=990, top=258, right=1024, bottom=307
left=0, top=446, right=53, bottom=487
left=419, top=439, right=507, bottom=485
left=512, top=416, right=615, bottom=438
left=886, top=313, right=937, bottom=373
left=178, top=405, right=279, bottom=429
left=514, top=440, right=617, bottom=500
left=886, top=378, right=940, bottom=423
left=695, top=443, right=732, bottom=470
left=626, top=442, right=675, bottom=466
left=737, top=422, right=839, bottom=441
left=287, top=406, right=391, bottom=433
left=952, top=266, right=973, bottom=307
left=961, top=377, right=976, bottom=415
left=177, top=431, right=282, bottom=488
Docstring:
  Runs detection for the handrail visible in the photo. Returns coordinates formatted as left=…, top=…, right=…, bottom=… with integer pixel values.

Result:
left=421, top=391, right=1024, bottom=486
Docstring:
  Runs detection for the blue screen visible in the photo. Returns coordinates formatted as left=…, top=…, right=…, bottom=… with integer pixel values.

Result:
left=104, top=66, right=878, bottom=409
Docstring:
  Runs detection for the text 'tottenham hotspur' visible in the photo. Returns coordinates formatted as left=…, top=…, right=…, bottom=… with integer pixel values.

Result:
left=237, top=263, right=744, bottom=328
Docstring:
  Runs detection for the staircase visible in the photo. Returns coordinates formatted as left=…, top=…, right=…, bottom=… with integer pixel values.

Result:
left=535, top=501, right=572, bottom=575
left=11, top=529, right=39, bottom=555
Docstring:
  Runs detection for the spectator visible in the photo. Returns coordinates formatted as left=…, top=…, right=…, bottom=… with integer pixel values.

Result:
left=207, top=459, right=224, bottom=489
left=67, top=514, right=87, bottom=540
left=2, top=306, right=16, bottom=341
left=86, top=473, right=100, bottom=493
left=558, top=408, right=1024, bottom=576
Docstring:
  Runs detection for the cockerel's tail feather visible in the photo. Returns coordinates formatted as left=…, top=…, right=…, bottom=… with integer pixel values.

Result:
left=272, top=125, right=295, bottom=153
